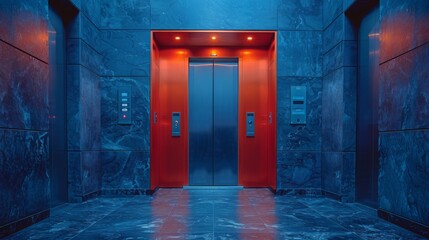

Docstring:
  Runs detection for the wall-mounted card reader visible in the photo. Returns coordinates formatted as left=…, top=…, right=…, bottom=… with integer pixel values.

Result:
left=172, top=112, right=181, bottom=137
left=118, top=86, right=132, bottom=124
left=246, top=112, right=255, bottom=137
left=291, top=86, right=306, bottom=124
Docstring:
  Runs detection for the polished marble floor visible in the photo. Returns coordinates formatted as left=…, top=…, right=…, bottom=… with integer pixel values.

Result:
left=4, top=189, right=425, bottom=239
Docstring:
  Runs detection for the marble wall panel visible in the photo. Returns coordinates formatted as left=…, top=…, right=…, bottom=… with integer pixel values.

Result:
left=380, top=0, right=429, bottom=62
left=278, top=0, right=322, bottom=30
left=277, top=77, right=322, bottom=151
left=379, top=130, right=429, bottom=225
left=379, top=43, right=429, bottom=131
left=151, top=0, right=278, bottom=30
left=0, top=41, right=49, bottom=131
left=0, top=0, right=48, bottom=61
left=101, top=151, right=150, bottom=191
left=101, top=77, right=150, bottom=151
left=0, top=130, right=49, bottom=226
left=100, top=0, right=150, bottom=29
left=277, top=151, right=321, bottom=189
left=100, top=30, right=150, bottom=77
left=278, top=31, right=323, bottom=77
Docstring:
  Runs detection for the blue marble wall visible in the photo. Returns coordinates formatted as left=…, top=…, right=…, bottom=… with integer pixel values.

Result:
left=0, top=130, right=50, bottom=227
left=277, top=77, right=322, bottom=190
left=100, top=77, right=150, bottom=193
left=100, top=0, right=150, bottom=29
left=151, top=0, right=278, bottom=30
left=276, top=0, right=323, bottom=192
left=378, top=0, right=429, bottom=227
left=66, top=2, right=103, bottom=202
left=321, top=0, right=356, bottom=202
left=98, top=0, right=152, bottom=193
left=0, top=0, right=50, bottom=230
left=99, top=30, right=151, bottom=77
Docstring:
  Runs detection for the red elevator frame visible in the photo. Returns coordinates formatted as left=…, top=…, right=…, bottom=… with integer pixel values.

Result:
left=150, top=31, right=277, bottom=190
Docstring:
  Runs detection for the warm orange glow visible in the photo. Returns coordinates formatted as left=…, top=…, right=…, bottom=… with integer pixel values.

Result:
left=177, top=51, right=185, bottom=54
left=211, top=36, right=217, bottom=40
left=247, top=36, right=253, bottom=41
left=243, top=51, right=251, bottom=55
left=175, top=36, right=181, bottom=40
left=210, top=51, right=217, bottom=56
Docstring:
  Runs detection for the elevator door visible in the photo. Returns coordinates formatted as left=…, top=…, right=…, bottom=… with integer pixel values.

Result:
left=189, top=59, right=238, bottom=186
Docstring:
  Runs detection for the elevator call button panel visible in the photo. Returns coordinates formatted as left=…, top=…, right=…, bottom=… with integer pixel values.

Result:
left=291, top=86, right=306, bottom=125
left=246, top=112, right=255, bottom=137
left=172, top=112, right=181, bottom=137
left=118, top=86, right=132, bottom=125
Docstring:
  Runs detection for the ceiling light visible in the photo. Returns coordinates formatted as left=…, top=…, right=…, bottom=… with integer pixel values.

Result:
left=175, top=36, right=181, bottom=40
left=212, top=36, right=216, bottom=40
left=247, top=36, right=253, bottom=41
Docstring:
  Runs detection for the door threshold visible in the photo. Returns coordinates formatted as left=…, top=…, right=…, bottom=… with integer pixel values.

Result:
left=183, top=186, right=244, bottom=190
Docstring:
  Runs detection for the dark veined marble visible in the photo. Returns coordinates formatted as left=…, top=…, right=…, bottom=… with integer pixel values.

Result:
left=321, top=152, right=355, bottom=202
left=322, top=67, right=356, bottom=152
left=100, top=30, right=150, bottom=77
left=379, top=130, right=429, bottom=226
left=323, top=40, right=357, bottom=76
left=82, top=151, right=102, bottom=195
left=379, top=43, right=429, bottom=131
left=100, top=0, right=150, bottom=29
left=278, top=30, right=322, bottom=77
left=323, top=0, right=343, bottom=29
left=277, top=77, right=322, bottom=151
left=66, top=39, right=102, bottom=76
left=68, top=13, right=102, bottom=55
left=277, top=151, right=321, bottom=189
left=4, top=189, right=425, bottom=239
left=0, top=41, right=49, bottom=131
left=101, top=151, right=150, bottom=192
left=101, top=77, right=150, bottom=151
left=380, top=0, right=429, bottom=62
left=323, top=14, right=354, bottom=55
left=0, top=130, right=49, bottom=227
left=80, top=0, right=101, bottom=27
left=151, top=0, right=278, bottom=30
left=278, top=0, right=322, bottom=30
left=66, top=66, right=101, bottom=151
left=68, top=151, right=101, bottom=202
left=0, top=0, right=48, bottom=61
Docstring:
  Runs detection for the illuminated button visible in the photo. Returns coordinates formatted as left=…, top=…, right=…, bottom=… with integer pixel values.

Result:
left=122, top=108, right=128, bottom=112
left=122, top=98, right=128, bottom=102
left=122, top=114, right=127, bottom=118
left=122, top=103, right=128, bottom=107
left=121, top=93, right=128, bottom=97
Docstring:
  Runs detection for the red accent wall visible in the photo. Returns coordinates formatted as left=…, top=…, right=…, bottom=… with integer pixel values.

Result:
left=151, top=32, right=277, bottom=190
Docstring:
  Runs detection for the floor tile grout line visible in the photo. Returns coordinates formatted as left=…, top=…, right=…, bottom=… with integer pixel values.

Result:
left=301, top=199, right=370, bottom=240
left=68, top=196, right=138, bottom=240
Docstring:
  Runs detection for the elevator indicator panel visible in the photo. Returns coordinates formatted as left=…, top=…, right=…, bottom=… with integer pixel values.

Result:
left=118, top=86, right=132, bottom=124
left=172, top=112, right=181, bottom=137
left=291, top=86, right=306, bottom=124
left=246, top=112, right=255, bottom=137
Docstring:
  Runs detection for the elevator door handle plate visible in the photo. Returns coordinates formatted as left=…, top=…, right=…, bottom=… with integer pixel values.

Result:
left=172, top=112, right=181, bottom=137
left=246, top=112, right=255, bottom=137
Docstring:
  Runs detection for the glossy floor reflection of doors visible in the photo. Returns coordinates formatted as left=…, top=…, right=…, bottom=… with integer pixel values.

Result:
left=189, top=59, right=238, bottom=186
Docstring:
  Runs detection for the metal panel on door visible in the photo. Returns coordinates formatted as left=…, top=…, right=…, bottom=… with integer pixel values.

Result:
left=213, top=59, right=238, bottom=185
left=189, top=59, right=214, bottom=185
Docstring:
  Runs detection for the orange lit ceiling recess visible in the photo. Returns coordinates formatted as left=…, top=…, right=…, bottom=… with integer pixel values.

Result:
left=153, top=31, right=274, bottom=48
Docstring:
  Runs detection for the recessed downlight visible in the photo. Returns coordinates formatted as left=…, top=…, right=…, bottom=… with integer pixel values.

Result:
left=247, top=36, right=253, bottom=41
left=175, top=36, right=181, bottom=40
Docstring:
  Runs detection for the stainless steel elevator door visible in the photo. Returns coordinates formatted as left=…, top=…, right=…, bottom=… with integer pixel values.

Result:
left=189, top=59, right=238, bottom=186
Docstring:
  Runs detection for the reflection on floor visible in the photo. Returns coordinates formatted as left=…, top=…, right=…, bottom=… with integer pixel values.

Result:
left=5, top=189, right=425, bottom=239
